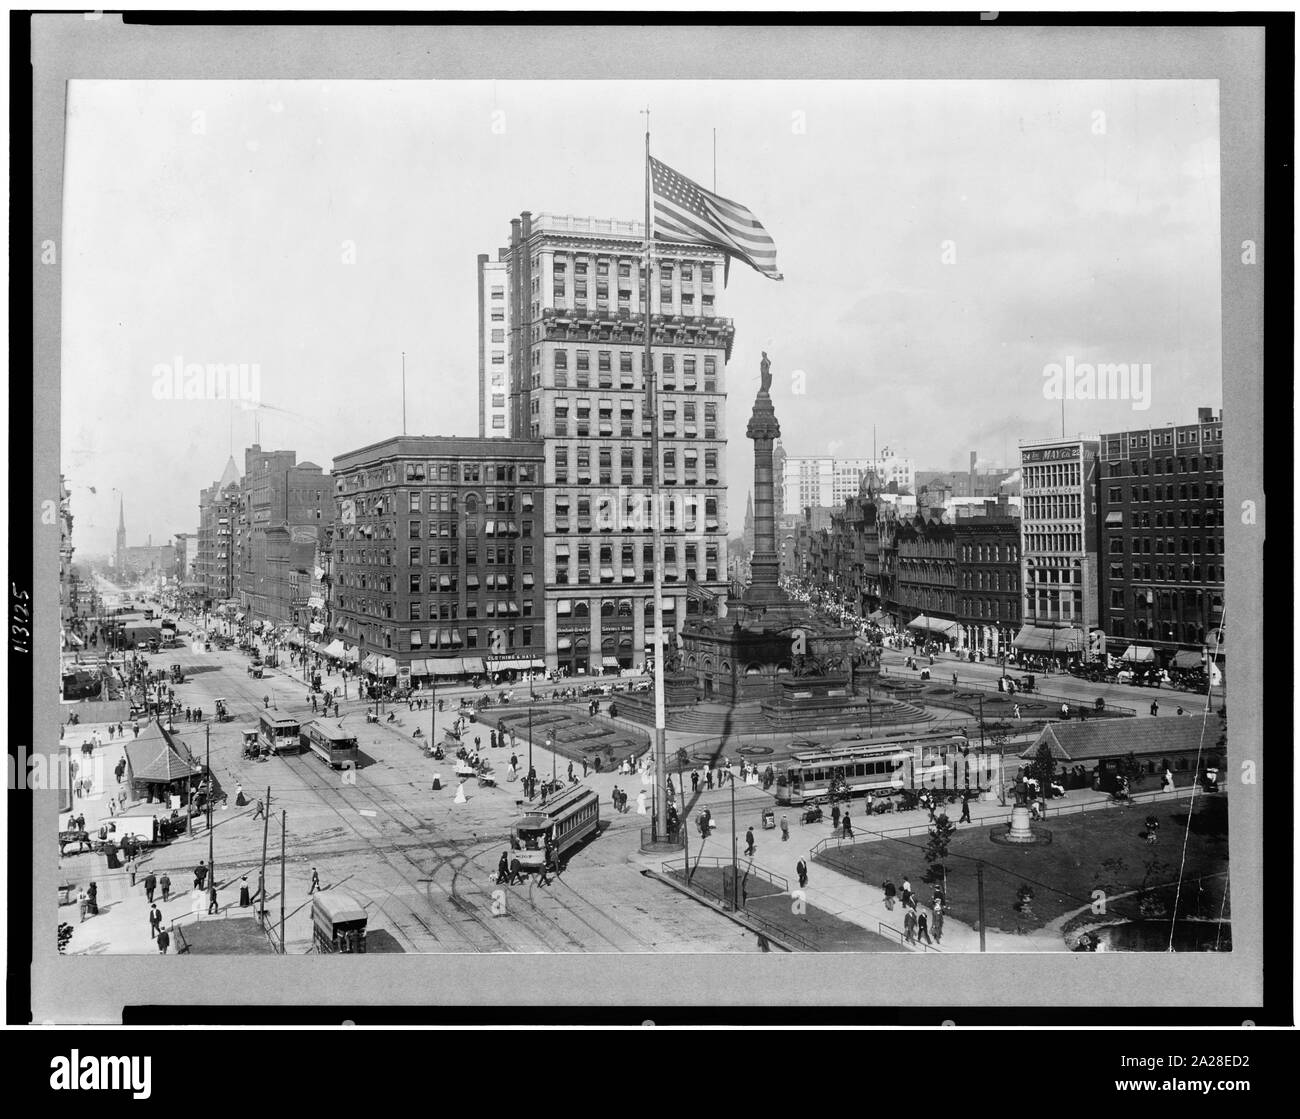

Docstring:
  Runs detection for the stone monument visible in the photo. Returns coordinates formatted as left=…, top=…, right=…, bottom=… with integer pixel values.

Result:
left=676, top=353, right=862, bottom=710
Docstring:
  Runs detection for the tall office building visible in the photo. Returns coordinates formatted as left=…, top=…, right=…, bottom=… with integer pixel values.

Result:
left=484, top=211, right=733, bottom=675
left=477, top=254, right=511, bottom=436
left=782, top=450, right=915, bottom=511
left=1098, top=408, right=1225, bottom=659
left=1015, top=436, right=1101, bottom=660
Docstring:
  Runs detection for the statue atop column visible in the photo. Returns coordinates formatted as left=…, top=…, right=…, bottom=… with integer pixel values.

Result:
left=760, top=351, right=772, bottom=393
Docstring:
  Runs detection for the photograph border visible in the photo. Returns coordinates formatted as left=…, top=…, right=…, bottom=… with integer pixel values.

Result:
left=16, top=10, right=1289, bottom=1025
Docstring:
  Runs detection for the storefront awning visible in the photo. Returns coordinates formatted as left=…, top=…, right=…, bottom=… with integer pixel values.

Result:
left=377, top=656, right=398, bottom=677
left=343, top=646, right=360, bottom=664
left=1171, top=649, right=1204, bottom=670
left=408, top=659, right=430, bottom=676
left=430, top=658, right=465, bottom=677
left=1120, top=644, right=1156, bottom=663
left=323, top=639, right=345, bottom=658
left=462, top=656, right=486, bottom=675
left=602, top=656, right=620, bottom=668
left=1012, top=625, right=1085, bottom=653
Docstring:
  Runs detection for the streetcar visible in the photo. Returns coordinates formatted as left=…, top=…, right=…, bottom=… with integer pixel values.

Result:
left=780, top=731, right=996, bottom=805
left=300, top=720, right=359, bottom=769
left=508, top=784, right=600, bottom=872
left=258, top=711, right=302, bottom=755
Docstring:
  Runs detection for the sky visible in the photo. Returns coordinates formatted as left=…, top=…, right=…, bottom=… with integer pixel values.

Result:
left=60, top=78, right=1222, bottom=556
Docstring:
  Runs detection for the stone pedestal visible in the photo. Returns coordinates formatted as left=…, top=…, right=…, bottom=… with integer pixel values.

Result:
left=1008, top=805, right=1034, bottom=840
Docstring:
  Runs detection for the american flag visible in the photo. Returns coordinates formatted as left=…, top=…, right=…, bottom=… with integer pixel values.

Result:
left=650, top=155, right=783, bottom=281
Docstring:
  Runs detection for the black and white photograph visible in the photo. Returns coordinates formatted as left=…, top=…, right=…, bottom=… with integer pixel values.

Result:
left=15, top=13, right=1284, bottom=1031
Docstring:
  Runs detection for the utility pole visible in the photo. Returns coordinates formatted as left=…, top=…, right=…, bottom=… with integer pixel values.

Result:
left=729, top=771, right=738, bottom=911
left=976, top=861, right=987, bottom=952
left=278, top=809, right=287, bottom=954
left=258, top=785, right=272, bottom=926
left=205, top=724, right=214, bottom=893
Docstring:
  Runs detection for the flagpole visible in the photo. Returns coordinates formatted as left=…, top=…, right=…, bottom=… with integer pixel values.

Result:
left=645, top=115, right=668, bottom=843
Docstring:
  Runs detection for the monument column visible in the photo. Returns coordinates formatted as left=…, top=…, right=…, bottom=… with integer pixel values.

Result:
left=746, top=352, right=783, bottom=603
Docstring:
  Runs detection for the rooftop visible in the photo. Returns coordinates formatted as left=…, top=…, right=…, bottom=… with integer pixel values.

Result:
left=1023, top=714, right=1222, bottom=763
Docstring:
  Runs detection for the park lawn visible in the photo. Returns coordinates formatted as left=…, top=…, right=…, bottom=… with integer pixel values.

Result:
left=668, top=866, right=905, bottom=952
left=816, top=797, right=1228, bottom=936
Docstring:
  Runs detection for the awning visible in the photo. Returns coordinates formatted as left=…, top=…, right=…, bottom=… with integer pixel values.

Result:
left=360, top=654, right=378, bottom=673
left=867, top=610, right=886, bottom=622
left=377, top=656, right=398, bottom=677
left=1171, top=649, right=1205, bottom=670
left=407, top=659, right=430, bottom=676
left=1120, top=644, right=1156, bottom=663
left=324, top=639, right=346, bottom=658
left=309, top=622, right=325, bottom=634
left=602, top=656, right=620, bottom=668
left=907, top=614, right=959, bottom=638
left=462, top=656, right=486, bottom=674
left=344, top=646, right=360, bottom=664
left=1012, top=625, right=1085, bottom=653
left=430, top=658, right=465, bottom=677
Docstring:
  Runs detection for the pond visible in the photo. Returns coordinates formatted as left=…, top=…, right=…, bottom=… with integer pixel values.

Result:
left=1094, top=919, right=1231, bottom=952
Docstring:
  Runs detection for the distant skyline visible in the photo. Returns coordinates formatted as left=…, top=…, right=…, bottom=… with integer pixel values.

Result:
left=62, top=79, right=1221, bottom=555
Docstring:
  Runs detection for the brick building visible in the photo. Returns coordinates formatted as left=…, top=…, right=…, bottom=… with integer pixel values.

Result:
left=331, top=436, right=545, bottom=681
left=1098, top=407, right=1225, bottom=664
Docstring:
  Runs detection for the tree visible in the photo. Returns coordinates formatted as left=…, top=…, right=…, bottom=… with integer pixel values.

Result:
left=1027, top=741, right=1056, bottom=792
left=922, top=811, right=956, bottom=887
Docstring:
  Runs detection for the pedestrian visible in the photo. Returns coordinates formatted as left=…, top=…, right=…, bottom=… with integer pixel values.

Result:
left=796, top=858, right=808, bottom=888
left=1013, top=703, right=1021, bottom=720
left=901, top=877, right=913, bottom=909
left=706, top=768, right=714, bottom=791
left=194, top=860, right=207, bottom=890
left=745, top=827, right=755, bottom=856
left=239, top=876, right=251, bottom=907
left=497, top=851, right=510, bottom=885
left=691, top=770, right=699, bottom=793
left=207, top=885, right=219, bottom=914
left=883, top=878, right=897, bottom=911
left=78, top=890, right=89, bottom=923
left=831, top=803, right=841, bottom=831
left=932, top=896, right=945, bottom=943
left=1150, top=700, right=1159, bottom=717
left=149, top=904, right=161, bottom=938
left=156, top=926, right=170, bottom=955
left=581, top=757, right=588, bottom=778
left=126, top=857, right=138, bottom=887
left=843, top=810, right=853, bottom=839
left=309, top=867, right=320, bottom=894
left=903, top=907, right=917, bottom=944
left=159, top=873, right=171, bottom=902
left=780, top=814, right=790, bottom=841
left=143, top=871, right=157, bottom=904
left=253, top=798, right=266, bottom=820
left=917, top=909, right=933, bottom=945
left=960, top=791, right=972, bottom=824
left=952, top=672, right=958, bottom=688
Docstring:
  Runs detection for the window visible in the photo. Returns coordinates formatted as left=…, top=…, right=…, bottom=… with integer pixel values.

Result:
left=554, top=446, right=569, bottom=485
left=704, top=356, right=717, bottom=392
left=704, top=403, right=717, bottom=438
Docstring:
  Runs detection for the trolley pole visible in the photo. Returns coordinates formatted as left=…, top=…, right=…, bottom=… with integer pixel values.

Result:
left=258, top=785, right=271, bottom=926
left=278, top=810, right=287, bottom=954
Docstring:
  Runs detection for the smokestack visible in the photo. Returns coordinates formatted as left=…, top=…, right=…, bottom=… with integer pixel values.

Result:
left=969, top=451, right=977, bottom=497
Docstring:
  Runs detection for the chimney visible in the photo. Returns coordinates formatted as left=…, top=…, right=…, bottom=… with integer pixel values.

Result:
left=1197, top=406, right=1213, bottom=422
left=969, top=451, right=977, bottom=496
